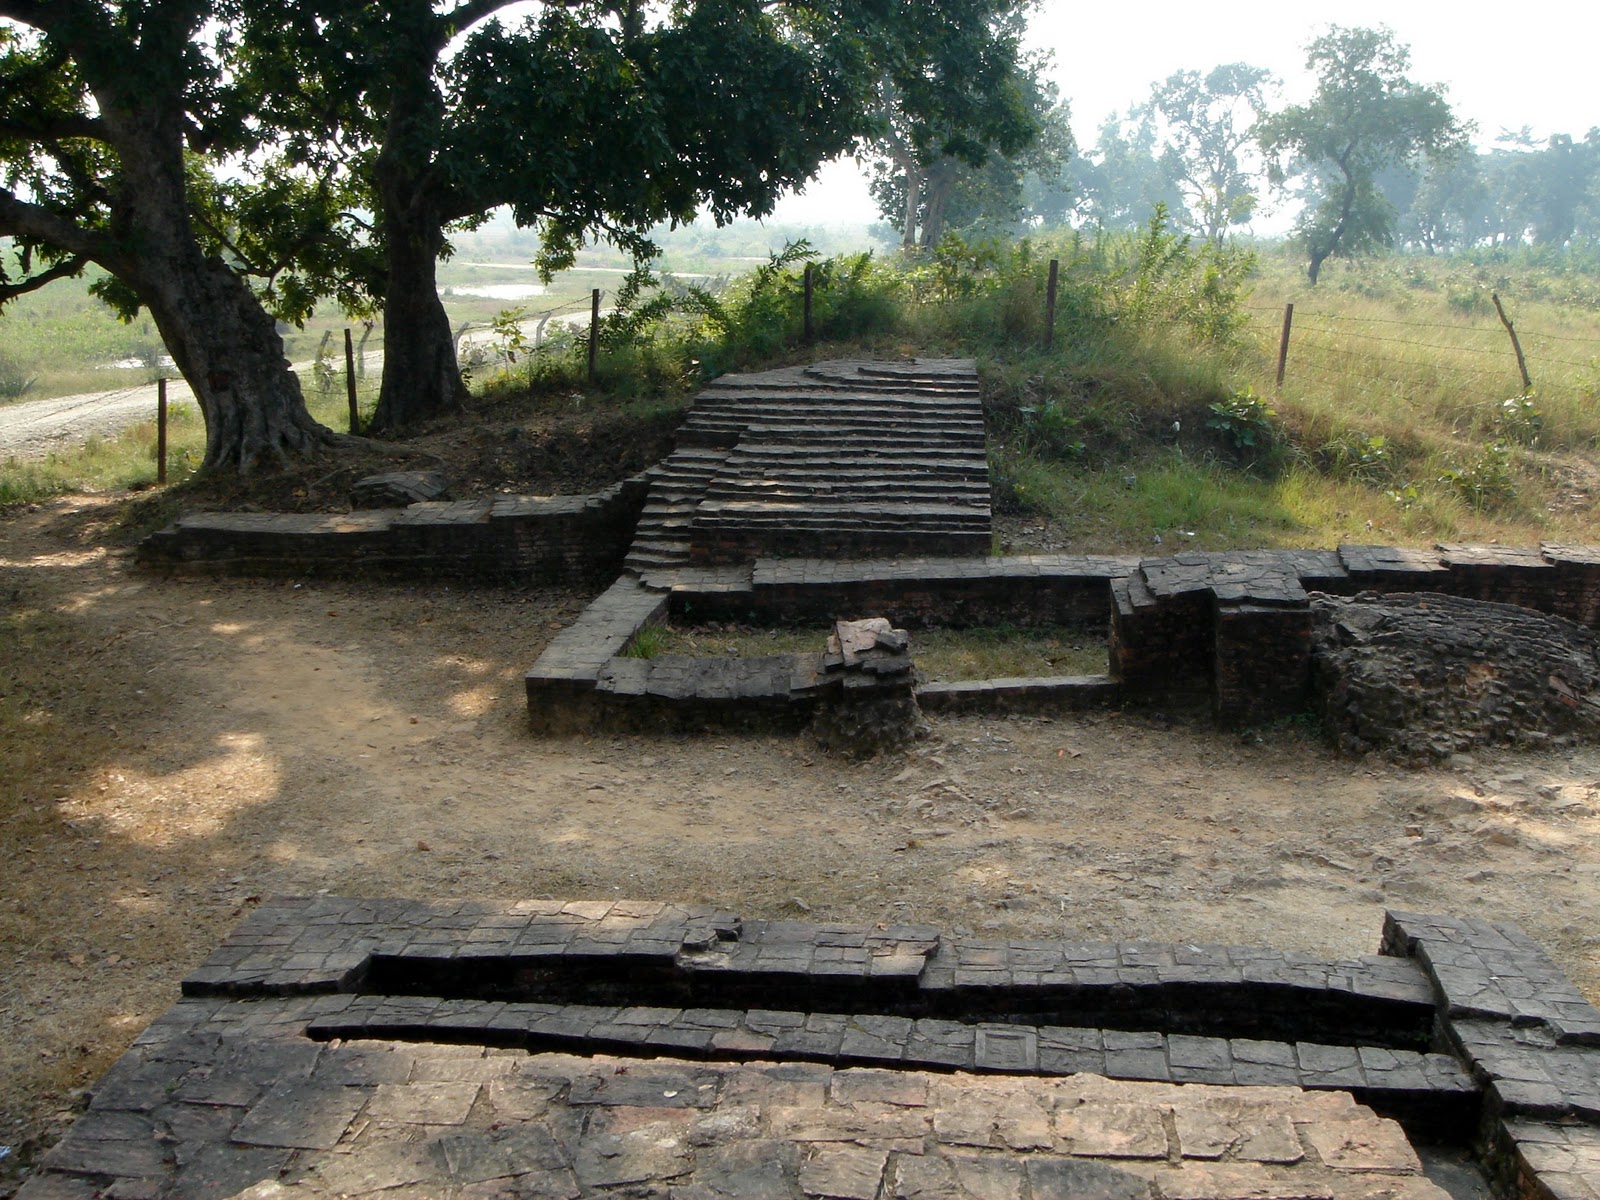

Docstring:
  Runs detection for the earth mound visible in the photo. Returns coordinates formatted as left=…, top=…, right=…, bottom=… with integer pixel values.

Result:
left=1311, top=591, right=1600, bottom=761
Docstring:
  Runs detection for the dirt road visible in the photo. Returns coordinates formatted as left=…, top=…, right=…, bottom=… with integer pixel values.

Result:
left=3, top=494, right=1600, bottom=1193
left=0, top=381, right=198, bottom=460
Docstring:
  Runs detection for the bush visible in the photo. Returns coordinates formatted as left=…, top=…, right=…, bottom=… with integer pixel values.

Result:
left=0, top=352, right=37, bottom=401
left=1206, top=387, right=1278, bottom=453
left=1440, top=442, right=1518, bottom=510
left=1318, top=430, right=1393, bottom=483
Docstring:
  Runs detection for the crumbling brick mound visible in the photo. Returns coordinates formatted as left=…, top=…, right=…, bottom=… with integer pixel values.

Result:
left=811, top=618, right=929, bottom=758
left=1311, top=591, right=1600, bottom=761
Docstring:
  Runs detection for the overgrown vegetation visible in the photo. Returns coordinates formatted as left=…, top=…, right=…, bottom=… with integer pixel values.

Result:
left=6, top=221, right=1599, bottom=554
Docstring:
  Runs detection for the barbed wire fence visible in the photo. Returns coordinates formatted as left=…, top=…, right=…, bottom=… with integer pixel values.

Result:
left=1240, top=300, right=1599, bottom=410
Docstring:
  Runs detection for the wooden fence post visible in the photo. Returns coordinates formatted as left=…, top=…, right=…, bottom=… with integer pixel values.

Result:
left=588, top=288, right=601, bottom=385
left=803, top=263, right=814, bottom=344
left=156, top=377, right=168, bottom=484
left=1275, top=303, right=1295, bottom=388
left=1491, top=293, right=1533, bottom=392
left=1044, top=259, right=1059, bottom=349
left=344, top=327, right=359, bottom=433
left=355, top=323, right=373, bottom=379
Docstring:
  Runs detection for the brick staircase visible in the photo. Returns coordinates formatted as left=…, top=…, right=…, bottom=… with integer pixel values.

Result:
left=621, top=446, right=732, bottom=575
left=622, top=358, right=990, bottom=578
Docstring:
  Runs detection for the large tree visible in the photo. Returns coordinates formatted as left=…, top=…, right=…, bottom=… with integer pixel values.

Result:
left=248, top=0, right=1032, bottom=432
left=1499, top=130, right=1600, bottom=246
left=1066, top=108, right=1187, bottom=233
left=867, top=76, right=1069, bottom=249
left=859, top=5, right=1043, bottom=251
left=1257, top=25, right=1468, bottom=284
left=0, top=3, right=351, bottom=472
left=2, top=1, right=1029, bottom=465
left=1142, top=63, right=1275, bottom=244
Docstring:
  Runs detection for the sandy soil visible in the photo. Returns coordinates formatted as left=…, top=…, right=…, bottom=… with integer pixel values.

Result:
left=4, top=495, right=1600, bottom=1193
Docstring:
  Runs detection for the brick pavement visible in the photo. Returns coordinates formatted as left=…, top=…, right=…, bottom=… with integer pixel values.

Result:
left=19, top=901, right=1600, bottom=1198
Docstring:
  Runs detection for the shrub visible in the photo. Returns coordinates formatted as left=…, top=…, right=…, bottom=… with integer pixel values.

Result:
left=1319, top=431, right=1392, bottom=483
left=1440, top=442, right=1517, bottom=510
left=1206, top=387, right=1278, bottom=453
left=0, top=352, right=37, bottom=401
left=1493, top=394, right=1543, bottom=446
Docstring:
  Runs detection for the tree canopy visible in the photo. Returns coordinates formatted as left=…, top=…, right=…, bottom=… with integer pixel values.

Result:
left=0, top=1, right=350, bottom=471
left=864, top=55, right=1068, bottom=250
left=0, top=0, right=1043, bottom=461
left=1257, top=25, right=1468, bottom=284
left=1143, top=63, right=1275, bottom=244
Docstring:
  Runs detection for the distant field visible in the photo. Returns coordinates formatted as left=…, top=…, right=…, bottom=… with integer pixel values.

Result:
left=0, top=258, right=742, bottom=403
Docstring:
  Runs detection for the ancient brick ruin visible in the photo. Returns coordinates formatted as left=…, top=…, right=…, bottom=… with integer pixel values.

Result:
left=138, top=360, right=1600, bottom=739
left=103, top=360, right=1600, bottom=1195
left=19, top=899, right=1600, bottom=1198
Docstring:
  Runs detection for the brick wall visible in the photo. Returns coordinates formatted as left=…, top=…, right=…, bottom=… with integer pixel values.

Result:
left=138, top=477, right=650, bottom=586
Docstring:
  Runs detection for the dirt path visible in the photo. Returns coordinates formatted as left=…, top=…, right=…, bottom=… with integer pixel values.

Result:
left=0, top=382, right=200, bottom=460
left=4, top=495, right=1600, bottom=1191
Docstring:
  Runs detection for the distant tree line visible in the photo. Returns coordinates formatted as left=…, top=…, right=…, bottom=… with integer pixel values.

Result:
left=865, top=25, right=1599, bottom=284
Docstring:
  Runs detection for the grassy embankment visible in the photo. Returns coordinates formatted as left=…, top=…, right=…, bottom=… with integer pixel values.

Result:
left=975, top=238, right=1600, bottom=553
left=2, top=231, right=1597, bottom=552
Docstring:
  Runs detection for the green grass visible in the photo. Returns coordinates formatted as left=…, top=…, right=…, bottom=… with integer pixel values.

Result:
left=642, top=623, right=1107, bottom=681
left=0, top=411, right=202, bottom=507
left=983, top=240, right=1600, bottom=553
left=914, top=626, right=1107, bottom=680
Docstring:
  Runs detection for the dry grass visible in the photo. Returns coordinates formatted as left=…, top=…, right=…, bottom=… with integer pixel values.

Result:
left=1000, top=250, right=1600, bottom=554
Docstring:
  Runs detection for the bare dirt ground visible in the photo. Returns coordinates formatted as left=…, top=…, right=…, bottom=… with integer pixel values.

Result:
left=4, top=496, right=1600, bottom=1195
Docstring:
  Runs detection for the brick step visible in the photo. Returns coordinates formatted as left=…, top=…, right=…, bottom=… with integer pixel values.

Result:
left=708, top=476, right=987, bottom=493
left=687, top=422, right=984, bottom=441
left=721, top=453, right=986, bottom=467
left=653, top=450, right=730, bottom=465
left=705, top=479, right=989, bottom=498
left=685, top=421, right=985, bottom=441
left=716, top=448, right=985, bottom=464
left=687, top=403, right=982, bottom=419
left=703, top=381, right=979, bottom=398
left=634, top=521, right=694, bottom=539
left=636, top=511, right=693, bottom=524
left=706, top=477, right=991, bottom=494
left=626, top=552, right=688, bottom=568
left=647, top=463, right=726, bottom=483
left=696, top=516, right=991, bottom=534
left=647, top=451, right=730, bottom=471
left=689, top=396, right=981, bottom=415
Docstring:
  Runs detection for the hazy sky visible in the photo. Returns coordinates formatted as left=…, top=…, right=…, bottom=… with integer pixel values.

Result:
left=771, top=1, right=1599, bottom=226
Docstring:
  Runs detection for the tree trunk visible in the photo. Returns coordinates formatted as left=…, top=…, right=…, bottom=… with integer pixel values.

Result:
left=93, top=87, right=334, bottom=473
left=918, top=162, right=957, bottom=249
left=143, top=254, right=332, bottom=473
left=367, top=21, right=470, bottom=436
left=369, top=201, right=466, bottom=433
left=901, top=165, right=922, bottom=251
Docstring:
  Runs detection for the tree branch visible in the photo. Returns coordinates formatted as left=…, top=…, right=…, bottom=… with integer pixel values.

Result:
left=0, top=187, right=105, bottom=261
left=443, top=0, right=527, bottom=32
left=0, top=0, right=105, bottom=41
left=0, top=108, right=104, bottom=143
left=0, top=252, right=86, bottom=305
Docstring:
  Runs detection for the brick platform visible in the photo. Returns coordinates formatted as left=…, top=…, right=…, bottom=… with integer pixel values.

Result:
left=18, top=902, right=1600, bottom=1198
left=527, top=542, right=1600, bottom=732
